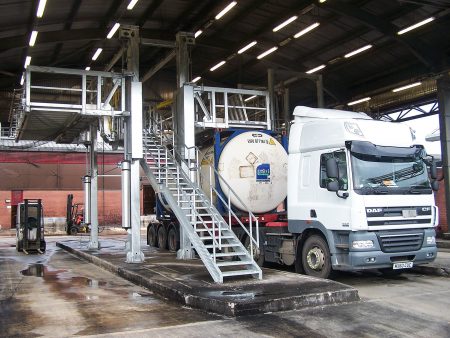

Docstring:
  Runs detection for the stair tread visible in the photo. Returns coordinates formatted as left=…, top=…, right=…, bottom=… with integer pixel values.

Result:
left=216, top=260, right=254, bottom=267
left=213, top=252, right=246, bottom=257
left=221, top=269, right=261, bottom=277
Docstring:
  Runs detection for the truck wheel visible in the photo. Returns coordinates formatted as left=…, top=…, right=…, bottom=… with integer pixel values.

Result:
left=167, top=226, right=179, bottom=252
left=69, top=226, right=78, bottom=235
left=147, top=224, right=157, bottom=247
left=244, top=236, right=264, bottom=267
left=302, top=235, right=332, bottom=279
left=157, top=226, right=168, bottom=250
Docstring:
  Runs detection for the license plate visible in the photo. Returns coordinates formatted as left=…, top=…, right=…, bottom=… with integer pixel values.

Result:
left=402, top=209, right=417, bottom=218
left=393, top=262, right=413, bottom=270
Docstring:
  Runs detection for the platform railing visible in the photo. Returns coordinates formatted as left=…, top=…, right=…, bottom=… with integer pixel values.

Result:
left=194, top=86, right=270, bottom=130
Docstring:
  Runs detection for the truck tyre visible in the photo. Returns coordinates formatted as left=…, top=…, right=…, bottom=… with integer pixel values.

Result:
left=167, top=226, right=179, bottom=252
left=294, top=240, right=305, bottom=274
left=302, top=235, right=333, bottom=279
left=69, top=226, right=78, bottom=235
left=244, top=235, right=264, bottom=267
left=157, top=225, right=168, bottom=250
left=147, top=224, right=157, bottom=247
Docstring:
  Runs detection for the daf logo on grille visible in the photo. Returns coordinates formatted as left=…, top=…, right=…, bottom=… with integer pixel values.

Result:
left=367, top=208, right=382, bottom=213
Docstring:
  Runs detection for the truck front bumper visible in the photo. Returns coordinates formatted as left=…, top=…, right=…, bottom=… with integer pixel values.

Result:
left=330, top=228, right=437, bottom=271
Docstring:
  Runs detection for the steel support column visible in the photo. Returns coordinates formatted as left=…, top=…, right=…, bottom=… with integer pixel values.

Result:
left=88, top=123, right=99, bottom=249
left=267, top=69, right=276, bottom=131
left=437, top=74, right=450, bottom=234
left=175, top=32, right=195, bottom=259
left=122, top=25, right=144, bottom=263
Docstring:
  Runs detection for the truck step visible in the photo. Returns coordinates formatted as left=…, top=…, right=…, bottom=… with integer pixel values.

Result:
left=221, top=269, right=261, bottom=277
left=216, top=260, right=253, bottom=267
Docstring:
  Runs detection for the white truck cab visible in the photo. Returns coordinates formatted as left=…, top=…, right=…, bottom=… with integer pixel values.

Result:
left=288, top=106, right=438, bottom=278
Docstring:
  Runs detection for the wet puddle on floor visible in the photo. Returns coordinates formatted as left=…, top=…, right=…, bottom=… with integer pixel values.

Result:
left=19, top=263, right=160, bottom=304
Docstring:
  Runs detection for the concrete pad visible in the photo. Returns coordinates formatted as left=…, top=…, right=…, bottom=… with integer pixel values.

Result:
left=56, top=239, right=359, bottom=317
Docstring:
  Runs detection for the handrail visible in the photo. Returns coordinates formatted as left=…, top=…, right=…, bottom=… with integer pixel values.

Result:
left=145, top=114, right=260, bottom=256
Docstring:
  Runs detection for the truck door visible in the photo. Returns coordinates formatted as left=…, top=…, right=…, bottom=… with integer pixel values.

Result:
left=317, top=150, right=352, bottom=231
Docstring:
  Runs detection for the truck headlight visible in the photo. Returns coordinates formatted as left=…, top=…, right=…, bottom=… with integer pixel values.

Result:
left=352, top=240, right=374, bottom=249
left=426, top=236, right=436, bottom=245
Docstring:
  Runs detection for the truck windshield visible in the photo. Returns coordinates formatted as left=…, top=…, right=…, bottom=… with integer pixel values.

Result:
left=350, top=142, right=432, bottom=195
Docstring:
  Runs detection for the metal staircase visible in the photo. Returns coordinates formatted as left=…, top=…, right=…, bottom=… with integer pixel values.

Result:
left=140, top=123, right=262, bottom=283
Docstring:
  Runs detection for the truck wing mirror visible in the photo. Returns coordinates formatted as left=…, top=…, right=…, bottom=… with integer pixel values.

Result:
left=432, top=180, right=439, bottom=191
left=430, top=161, right=437, bottom=180
left=326, top=158, right=339, bottom=179
left=327, top=180, right=339, bottom=192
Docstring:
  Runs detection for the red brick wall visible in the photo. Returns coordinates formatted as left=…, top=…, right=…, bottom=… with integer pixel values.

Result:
left=435, top=169, right=448, bottom=235
left=0, top=189, right=145, bottom=229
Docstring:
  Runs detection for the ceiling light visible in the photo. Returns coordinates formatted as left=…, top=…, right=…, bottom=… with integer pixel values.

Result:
left=238, top=41, right=257, bottom=54
left=107, top=23, right=120, bottom=39
left=306, top=64, right=325, bottom=74
left=36, top=0, right=47, bottom=18
left=210, top=61, right=226, bottom=72
left=194, top=30, right=203, bottom=38
left=127, top=0, right=139, bottom=10
left=257, top=46, right=278, bottom=60
left=85, top=67, right=91, bottom=71
left=20, top=74, right=24, bottom=86
left=29, top=31, right=38, bottom=47
left=344, top=44, right=372, bottom=58
left=92, top=48, right=103, bottom=61
left=294, top=22, right=320, bottom=38
left=192, top=76, right=201, bottom=83
left=319, top=0, right=327, bottom=3
left=273, top=16, right=298, bottom=32
left=392, top=82, right=421, bottom=92
left=24, top=56, right=32, bottom=69
left=397, top=17, right=434, bottom=35
left=244, top=95, right=257, bottom=102
left=348, top=97, right=371, bottom=106
left=215, top=1, right=237, bottom=20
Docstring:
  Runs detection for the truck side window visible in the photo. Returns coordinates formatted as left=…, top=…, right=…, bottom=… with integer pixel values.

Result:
left=320, top=151, right=348, bottom=190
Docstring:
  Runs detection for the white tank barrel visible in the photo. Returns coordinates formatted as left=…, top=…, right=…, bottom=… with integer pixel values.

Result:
left=200, top=131, right=288, bottom=214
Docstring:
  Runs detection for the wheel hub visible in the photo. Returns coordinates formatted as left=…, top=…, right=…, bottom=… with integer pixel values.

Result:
left=306, top=247, right=325, bottom=271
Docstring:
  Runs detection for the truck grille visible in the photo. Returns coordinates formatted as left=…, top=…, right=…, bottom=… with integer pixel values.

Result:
left=366, top=206, right=432, bottom=227
left=376, top=230, right=424, bottom=253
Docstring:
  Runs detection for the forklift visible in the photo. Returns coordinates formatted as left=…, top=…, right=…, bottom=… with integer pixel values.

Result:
left=16, top=199, right=46, bottom=254
left=66, top=194, right=88, bottom=235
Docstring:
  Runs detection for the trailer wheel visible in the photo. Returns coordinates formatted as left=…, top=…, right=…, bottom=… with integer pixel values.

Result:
left=157, top=225, right=168, bottom=250
left=244, top=236, right=264, bottom=267
left=302, top=235, right=333, bottom=279
left=167, top=226, right=179, bottom=252
left=147, top=223, right=157, bottom=247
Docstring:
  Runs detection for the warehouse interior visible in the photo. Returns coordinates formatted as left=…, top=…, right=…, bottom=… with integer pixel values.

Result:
left=0, top=0, right=450, bottom=279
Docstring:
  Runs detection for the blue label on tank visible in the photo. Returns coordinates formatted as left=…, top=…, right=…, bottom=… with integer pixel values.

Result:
left=256, top=163, right=270, bottom=182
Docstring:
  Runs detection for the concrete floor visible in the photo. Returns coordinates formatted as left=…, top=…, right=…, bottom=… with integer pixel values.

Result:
left=1, top=236, right=450, bottom=337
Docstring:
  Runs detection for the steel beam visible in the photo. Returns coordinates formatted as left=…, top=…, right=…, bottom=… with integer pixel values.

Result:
left=122, top=25, right=144, bottom=263
left=88, top=123, right=99, bottom=250
left=141, top=50, right=176, bottom=84
left=437, top=74, right=450, bottom=234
